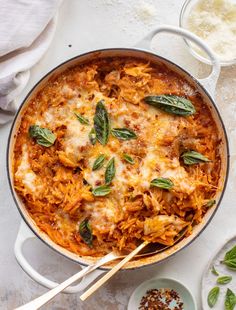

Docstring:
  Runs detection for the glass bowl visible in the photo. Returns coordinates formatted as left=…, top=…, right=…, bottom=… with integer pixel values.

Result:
left=179, top=0, right=236, bottom=66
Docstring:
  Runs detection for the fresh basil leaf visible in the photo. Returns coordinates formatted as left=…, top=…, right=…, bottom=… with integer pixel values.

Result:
left=217, top=276, right=232, bottom=285
left=79, top=218, right=93, bottom=247
left=92, top=154, right=106, bottom=171
left=92, top=185, right=111, bottom=196
left=123, top=153, right=134, bottom=164
left=150, top=178, right=174, bottom=190
left=223, top=245, right=236, bottom=270
left=111, top=128, right=137, bottom=140
left=212, top=266, right=219, bottom=276
left=224, top=260, right=236, bottom=270
left=105, top=157, right=115, bottom=184
left=94, top=100, right=110, bottom=145
left=29, top=125, right=56, bottom=147
left=205, top=199, right=216, bottom=208
left=225, top=288, right=236, bottom=310
left=181, top=150, right=210, bottom=165
left=208, top=287, right=220, bottom=308
left=144, top=95, right=196, bottom=116
left=225, top=245, right=236, bottom=261
left=89, top=128, right=96, bottom=145
left=74, top=112, right=89, bottom=125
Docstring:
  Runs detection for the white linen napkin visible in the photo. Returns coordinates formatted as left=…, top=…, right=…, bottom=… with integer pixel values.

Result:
left=0, top=0, right=62, bottom=124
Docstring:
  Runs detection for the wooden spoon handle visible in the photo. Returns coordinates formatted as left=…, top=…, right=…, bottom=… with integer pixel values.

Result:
left=80, top=241, right=149, bottom=301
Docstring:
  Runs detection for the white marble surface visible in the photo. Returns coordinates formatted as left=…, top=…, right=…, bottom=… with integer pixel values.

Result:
left=1, top=0, right=236, bottom=309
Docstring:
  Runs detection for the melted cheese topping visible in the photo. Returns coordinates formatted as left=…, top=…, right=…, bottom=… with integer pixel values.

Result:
left=13, top=58, right=221, bottom=256
left=15, top=145, right=41, bottom=193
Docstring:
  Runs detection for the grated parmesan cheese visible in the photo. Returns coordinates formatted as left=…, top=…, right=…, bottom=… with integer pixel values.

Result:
left=185, top=0, right=236, bottom=62
left=135, top=2, right=156, bottom=23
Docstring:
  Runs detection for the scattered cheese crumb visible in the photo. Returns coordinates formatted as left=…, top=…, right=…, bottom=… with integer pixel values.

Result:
left=135, top=2, right=156, bottom=23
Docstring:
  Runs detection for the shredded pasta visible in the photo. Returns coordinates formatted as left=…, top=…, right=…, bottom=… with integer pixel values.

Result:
left=13, top=58, right=222, bottom=256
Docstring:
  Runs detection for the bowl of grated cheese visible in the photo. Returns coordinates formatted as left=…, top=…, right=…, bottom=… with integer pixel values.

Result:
left=180, top=0, right=236, bottom=66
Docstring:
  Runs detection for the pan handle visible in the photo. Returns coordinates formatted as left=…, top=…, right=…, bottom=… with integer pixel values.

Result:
left=14, top=221, right=105, bottom=294
left=135, top=25, right=220, bottom=97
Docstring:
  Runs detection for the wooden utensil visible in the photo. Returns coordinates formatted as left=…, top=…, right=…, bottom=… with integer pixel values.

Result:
left=14, top=251, right=120, bottom=310
left=14, top=241, right=166, bottom=310
left=80, top=241, right=149, bottom=301
left=15, top=222, right=191, bottom=309
left=80, top=223, right=192, bottom=301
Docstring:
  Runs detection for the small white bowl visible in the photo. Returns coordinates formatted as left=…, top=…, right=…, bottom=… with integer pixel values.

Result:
left=179, top=0, right=236, bottom=67
left=128, top=277, right=197, bottom=310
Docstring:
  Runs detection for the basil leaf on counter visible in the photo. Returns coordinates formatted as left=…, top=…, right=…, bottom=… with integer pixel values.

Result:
left=217, top=276, right=232, bottom=285
left=211, top=266, right=219, bottom=276
left=89, top=128, right=96, bottom=145
left=123, top=153, right=134, bottom=165
left=29, top=125, right=56, bottom=147
left=74, top=112, right=90, bottom=125
left=92, top=185, right=111, bottom=197
left=92, top=154, right=106, bottom=171
left=225, top=288, right=236, bottom=310
left=111, top=128, right=137, bottom=140
left=94, top=100, right=110, bottom=145
left=208, top=287, right=220, bottom=308
left=105, top=157, right=115, bottom=184
left=144, top=95, right=196, bottom=116
left=79, top=218, right=93, bottom=247
left=181, top=150, right=210, bottom=165
left=150, top=178, right=174, bottom=190
left=222, top=245, right=236, bottom=270
left=205, top=199, right=216, bottom=208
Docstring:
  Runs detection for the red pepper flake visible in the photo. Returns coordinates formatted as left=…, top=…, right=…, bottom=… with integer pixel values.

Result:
left=139, top=288, right=184, bottom=310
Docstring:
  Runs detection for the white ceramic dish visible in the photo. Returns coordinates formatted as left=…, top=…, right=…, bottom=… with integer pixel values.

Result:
left=202, top=236, right=236, bottom=309
left=128, top=277, right=197, bottom=310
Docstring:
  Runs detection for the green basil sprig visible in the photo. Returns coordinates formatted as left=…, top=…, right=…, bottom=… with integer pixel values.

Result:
left=92, top=154, right=106, bottom=171
left=181, top=150, right=210, bottom=165
left=94, top=100, right=110, bottom=145
left=144, top=95, right=196, bottom=116
left=105, top=157, right=115, bottom=185
left=89, top=128, right=96, bottom=145
left=225, top=288, right=236, bottom=310
left=217, top=276, right=232, bottom=285
left=211, top=266, right=219, bottom=276
left=79, top=218, right=93, bottom=247
left=222, top=245, right=236, bottom=270
left=208, top=287, right=220, bottom=308
left=29, top=125, right=56, bottom=147
left=74, top=112, right=89, bottom=125
left=123, top=153, right=134, bottom=164
left=111, top=128, right=137, bottom=140
left=92, top=184, right=111, bottom=197
left=150, top=178, right=174, bottom=190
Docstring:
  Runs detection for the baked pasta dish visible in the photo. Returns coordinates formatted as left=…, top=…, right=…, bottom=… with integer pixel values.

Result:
left=13, top=57, right=221, bottom=256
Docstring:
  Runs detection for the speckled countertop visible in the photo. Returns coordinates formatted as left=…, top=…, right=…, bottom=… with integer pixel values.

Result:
left=1, top=1, right=236, bottom=309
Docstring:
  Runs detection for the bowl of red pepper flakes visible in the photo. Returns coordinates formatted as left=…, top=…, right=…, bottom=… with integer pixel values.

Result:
left=128, top=278, right=196, bottom=310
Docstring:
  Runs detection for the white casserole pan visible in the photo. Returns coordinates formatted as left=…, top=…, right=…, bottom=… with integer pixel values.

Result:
left=7, top=25, right=229, bottom=293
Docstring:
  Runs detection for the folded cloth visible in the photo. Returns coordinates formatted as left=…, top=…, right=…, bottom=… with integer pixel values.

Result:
left=0, top=0, right=62, bottom=125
